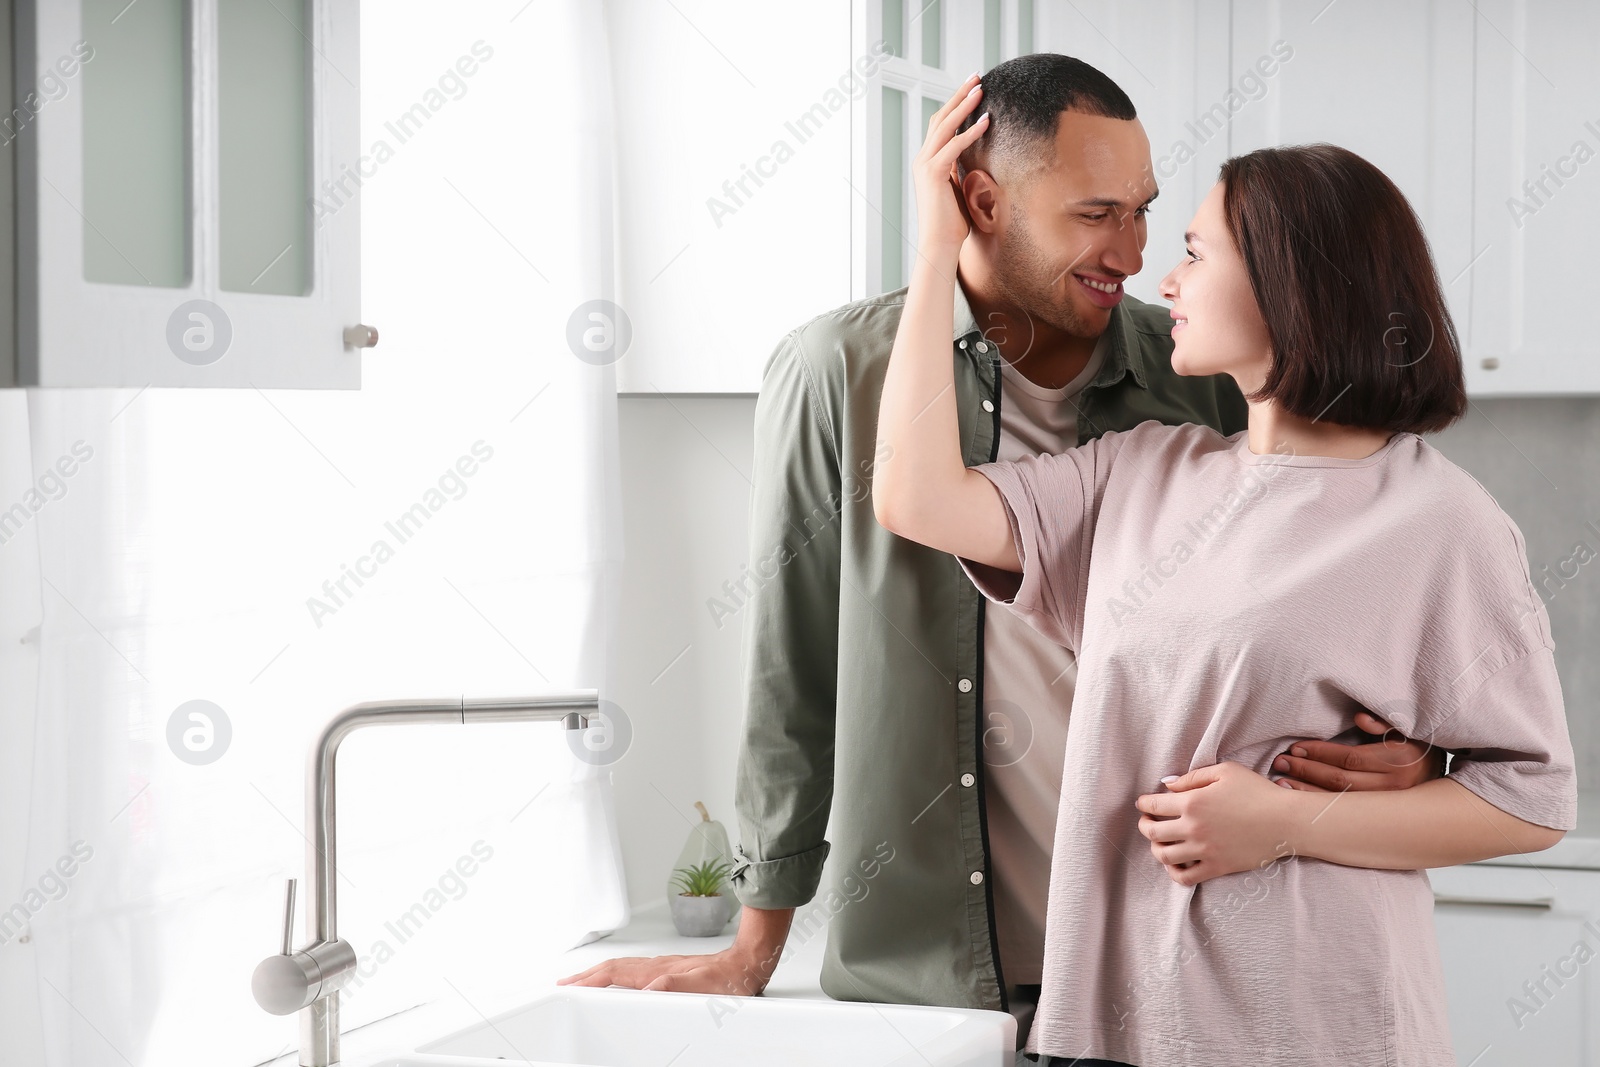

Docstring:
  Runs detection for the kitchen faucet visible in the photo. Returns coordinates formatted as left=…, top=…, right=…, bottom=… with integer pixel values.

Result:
left=251, top=692, right=596, bottom=1067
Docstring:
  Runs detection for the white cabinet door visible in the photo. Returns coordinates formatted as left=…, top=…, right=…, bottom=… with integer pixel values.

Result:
left=1468, top=0, right=1600, bottom=395
left=12, top=0, right=363, bottom=388
left=1035, top=0, right=1233, bottom=307
left=1431, top=863, right=1600, bottom=1065
left=611, top=0, right=852, bottom=395
left=1228, top=0, right=1478, bottom=364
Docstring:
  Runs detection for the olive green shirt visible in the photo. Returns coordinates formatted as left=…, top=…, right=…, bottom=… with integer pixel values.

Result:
left=728, top=279, right=1248, bottom=1012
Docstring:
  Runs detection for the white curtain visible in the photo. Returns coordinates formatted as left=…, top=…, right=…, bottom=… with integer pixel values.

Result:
left=0, top=2, right=629, bottom=1065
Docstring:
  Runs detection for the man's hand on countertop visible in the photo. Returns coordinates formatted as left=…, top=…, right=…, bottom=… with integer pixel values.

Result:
left=558, top=904, right=794, bottom=995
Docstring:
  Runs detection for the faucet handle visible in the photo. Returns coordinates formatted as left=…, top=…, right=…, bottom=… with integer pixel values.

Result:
left=252, top=877, right=358, bottom=1017
left=255, top=877, right=318, bottom=1016
left=278, top=878, right=297, bottom=956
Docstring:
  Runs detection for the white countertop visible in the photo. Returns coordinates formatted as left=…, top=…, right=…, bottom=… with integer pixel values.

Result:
left=1473, top=788, right=1600, bottom=871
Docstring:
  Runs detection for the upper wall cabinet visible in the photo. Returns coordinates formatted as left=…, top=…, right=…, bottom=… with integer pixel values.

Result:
left=1467, top=0, right=1600, bottom=395
left=1228, top=0, right=1477, bottom=367
left=610, top=1, right=853, bottom=395
left=4, top=0, right=366, bottom=388
left=613, top=0, right=1596, bottom=395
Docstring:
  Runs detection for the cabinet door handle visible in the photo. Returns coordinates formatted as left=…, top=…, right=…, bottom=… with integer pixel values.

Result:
left=1433, top=892, right=1554, bottom=910
left=343, top=324, right=380, bottom=349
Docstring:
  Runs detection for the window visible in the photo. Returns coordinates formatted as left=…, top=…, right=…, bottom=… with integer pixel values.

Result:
left=865, top=0, right=1035, bottom=295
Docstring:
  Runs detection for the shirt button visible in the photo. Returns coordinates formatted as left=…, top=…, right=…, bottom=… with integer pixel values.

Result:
left=976, top=341, right=989, bottom=353
left=970, top=871, right=984, bottom=885
left=957, top=678, right=973, bottom=693
left=981, top=399, right=994, bottom=413
left=960, top=773, right=975, bottom=787
left=958, top=339, right=968, bottom=349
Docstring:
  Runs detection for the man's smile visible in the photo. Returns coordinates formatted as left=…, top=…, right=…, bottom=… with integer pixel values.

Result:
left=1073, top=271, right=1125, bottom=308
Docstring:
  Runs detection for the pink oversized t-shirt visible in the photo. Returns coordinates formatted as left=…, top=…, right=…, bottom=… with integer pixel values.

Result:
left=957, top=419, right=1577, bottom=1067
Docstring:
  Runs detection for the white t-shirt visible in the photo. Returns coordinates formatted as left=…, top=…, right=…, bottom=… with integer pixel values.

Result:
left=982, top=334, right=1107, bottom=987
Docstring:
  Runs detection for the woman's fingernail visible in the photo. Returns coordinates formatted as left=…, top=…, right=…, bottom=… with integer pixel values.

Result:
left=1160, top=775, right=1179, bottom=784
left=1290, top=746, right=1307, bottom=758
left=1273, top=755, right=1289, bottom=770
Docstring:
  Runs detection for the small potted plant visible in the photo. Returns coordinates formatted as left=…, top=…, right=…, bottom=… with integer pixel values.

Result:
left=669, top=858, right=734, bottom=937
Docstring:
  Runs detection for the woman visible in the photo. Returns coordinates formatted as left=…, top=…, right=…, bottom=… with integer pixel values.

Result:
left=873, top=76, right=1577, bottom=1066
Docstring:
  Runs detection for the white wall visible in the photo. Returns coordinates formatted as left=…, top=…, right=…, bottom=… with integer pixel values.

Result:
left=610, top=396, right=757, bottom=907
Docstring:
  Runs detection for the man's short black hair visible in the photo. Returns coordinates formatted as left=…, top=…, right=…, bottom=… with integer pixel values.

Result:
left=957, top=53, right=1138, bottom=185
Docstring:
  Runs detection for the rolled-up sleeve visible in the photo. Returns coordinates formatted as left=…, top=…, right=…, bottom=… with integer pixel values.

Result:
left=955, top=432, right=1123, bottom=654
left=730, top=331, right=842, bottom=910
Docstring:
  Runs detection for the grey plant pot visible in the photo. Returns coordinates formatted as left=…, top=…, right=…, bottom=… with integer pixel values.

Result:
left=670, top=892, right=733, bottom=937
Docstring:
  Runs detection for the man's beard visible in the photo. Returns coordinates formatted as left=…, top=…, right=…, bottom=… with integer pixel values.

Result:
left=988, top=206, right=1105, bottom=362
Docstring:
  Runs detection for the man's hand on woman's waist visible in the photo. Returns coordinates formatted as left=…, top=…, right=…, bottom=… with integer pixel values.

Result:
left=1268, top=710, right=1446, bottom=792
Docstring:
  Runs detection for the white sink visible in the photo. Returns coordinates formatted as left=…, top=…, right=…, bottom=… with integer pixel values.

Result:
left=367, top=985, right=1015, bottom=1066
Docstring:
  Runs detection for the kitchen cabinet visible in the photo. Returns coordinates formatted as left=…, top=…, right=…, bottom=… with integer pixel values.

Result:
left=1228, top=0, right=1477, bottom=379
left=1229, top=0, right=1597, bottom=395
left=611, top=1, right=853, bottom=395
left=1431, top=862, right=1600, bottom=1065
left=1013, top=1, right=1598, bottom=397
left=1466, top=0, right=1600, bottom=395
left=4, top=0, right=367, bottom=388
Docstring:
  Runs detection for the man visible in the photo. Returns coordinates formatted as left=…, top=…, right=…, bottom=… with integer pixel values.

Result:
left=563, top=54, right=1442, bottom=1045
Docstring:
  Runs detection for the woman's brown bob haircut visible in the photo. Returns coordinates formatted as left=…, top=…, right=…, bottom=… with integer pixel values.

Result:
left=1219, top=144, right=1467, bottom=434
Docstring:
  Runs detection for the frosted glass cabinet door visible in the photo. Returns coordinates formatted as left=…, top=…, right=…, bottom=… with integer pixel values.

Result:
left=11, top=0, right=363, bottom=388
